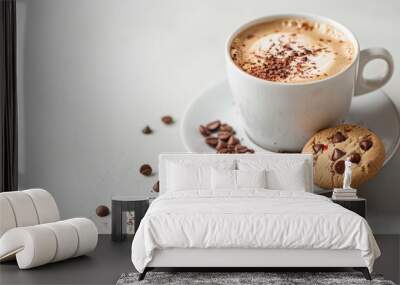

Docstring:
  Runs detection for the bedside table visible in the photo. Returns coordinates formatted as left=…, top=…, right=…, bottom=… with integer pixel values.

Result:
left=111, top=195, right=149, bottom=242
left=331, top=197, right=366, bottom=218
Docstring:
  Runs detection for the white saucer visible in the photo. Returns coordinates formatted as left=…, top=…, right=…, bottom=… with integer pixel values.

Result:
left=181, top=80, right=400, bottom=167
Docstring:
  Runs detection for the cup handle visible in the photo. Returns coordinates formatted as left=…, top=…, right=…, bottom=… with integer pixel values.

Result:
left=355, top=47, right=394, bottom=96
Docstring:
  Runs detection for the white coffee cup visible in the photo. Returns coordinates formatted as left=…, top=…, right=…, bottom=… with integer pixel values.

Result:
left=226, top=14, right=394, bottom=152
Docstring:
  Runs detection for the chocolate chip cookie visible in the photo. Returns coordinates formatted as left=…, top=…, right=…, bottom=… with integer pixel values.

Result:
left=302, top=124, right=385, bottom=189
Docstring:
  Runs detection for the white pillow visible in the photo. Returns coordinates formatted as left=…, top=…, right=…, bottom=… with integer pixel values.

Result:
left=237, top=158, right=309, bottom=191
left=266, top=164, right=308, bottom=191
left=236, top=169, right=267, bottom=189
left=166, top=159, right=235, bottom=191
left=167, top=163, right=210, bottom=191
left=211, top=169, right=236, bottom=190
left=211, top=169, right=267, bottom=190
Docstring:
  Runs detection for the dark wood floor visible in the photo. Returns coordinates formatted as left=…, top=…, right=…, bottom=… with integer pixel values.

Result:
left=0, top=235, right=133, bottom=285
left=0, top=235, right=399, bottom=285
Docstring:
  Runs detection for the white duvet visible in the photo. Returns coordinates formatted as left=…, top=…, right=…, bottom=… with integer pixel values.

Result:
left=131, top=190, right=380, bottom=273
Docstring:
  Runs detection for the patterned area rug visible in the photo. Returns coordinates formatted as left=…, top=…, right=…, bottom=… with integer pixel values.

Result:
left=116, top=272, right=396, bottom=285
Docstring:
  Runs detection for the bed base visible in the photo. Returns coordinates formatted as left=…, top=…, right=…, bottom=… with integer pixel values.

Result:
left=138, top=248, right=372, bottom=281
left=138, top=267, right=371, bottom=281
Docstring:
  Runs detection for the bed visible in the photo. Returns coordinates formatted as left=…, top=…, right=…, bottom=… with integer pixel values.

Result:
left=131, top=153, right=380, bottom=280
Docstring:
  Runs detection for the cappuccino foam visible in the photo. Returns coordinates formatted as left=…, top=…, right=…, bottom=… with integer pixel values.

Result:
left=230, top=18, right=355, bottom=83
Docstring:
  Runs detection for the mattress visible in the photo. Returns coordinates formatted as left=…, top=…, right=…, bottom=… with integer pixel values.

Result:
left=131, top=189, right=380, bottom=273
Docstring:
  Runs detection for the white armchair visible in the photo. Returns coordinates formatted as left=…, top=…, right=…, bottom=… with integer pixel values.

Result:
left=0, top=189, right=98, bottom=269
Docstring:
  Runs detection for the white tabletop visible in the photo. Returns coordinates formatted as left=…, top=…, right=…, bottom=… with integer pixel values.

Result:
left=19, top=0, right=400, bottom=234
left=124, top=0, right=399, bottom=233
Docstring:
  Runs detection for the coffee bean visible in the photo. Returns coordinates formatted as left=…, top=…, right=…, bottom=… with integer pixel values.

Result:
left=228, top=136, right=239, bottom=146
left=220, top=123, right=233, bottom=133
left=313, top=143, right=324, bottom=153
left=205, top=137, right=218, bottom=148
left=161, top=115, right=174, bottom=125
left=227, top=144, right=236, bottom=151
left=349, top=153, right=361, bottom=164
left=360, top=139, right=373, bottom=151
left=216, top=140, right=228, bottom=151
left=140, top=164, right=152, bottom=176
left=235, top=144, right=248, bottom=153
left=332, top=132, right=346, bottom=143
left=199, top=125, right=211, bottom=137
left=206, top=120, right=221, bottom=132
left=152, top=181, right=159, bottom=193
left=142, top=125, right=153, bottom=134
left=331, top=148, right=346, bottom=161
left=218, top=131, right=232, bottom=141
left=198, top=120, right=254, bottom=155
left=334, top=160, right=345, bottom=174
left=96, top=205, right=110, bottom=217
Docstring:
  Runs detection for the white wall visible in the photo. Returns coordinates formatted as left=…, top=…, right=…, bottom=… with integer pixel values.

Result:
left=17, top=0, right=400, bottom=233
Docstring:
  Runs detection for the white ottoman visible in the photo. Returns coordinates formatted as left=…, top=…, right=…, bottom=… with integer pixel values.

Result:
left=0, top=189, right=98, bottom=269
